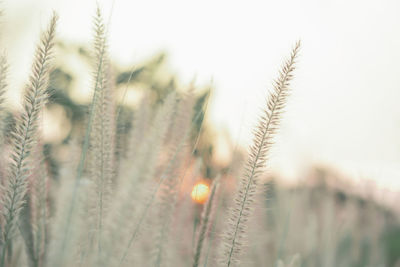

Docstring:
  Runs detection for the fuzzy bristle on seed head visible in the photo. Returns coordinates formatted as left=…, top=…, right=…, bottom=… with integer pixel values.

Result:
left=219, top=42, right=300, bottom=267
left=0, top=12, right=57, bottom=266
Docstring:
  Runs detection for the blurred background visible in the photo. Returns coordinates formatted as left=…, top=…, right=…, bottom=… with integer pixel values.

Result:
left=1, top=0, right=400, bottom=266
left=3, top=0, right=400, bottom=199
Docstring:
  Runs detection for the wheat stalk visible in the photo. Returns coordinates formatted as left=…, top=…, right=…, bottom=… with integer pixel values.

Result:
left=219, top=41, right=300, bottom=267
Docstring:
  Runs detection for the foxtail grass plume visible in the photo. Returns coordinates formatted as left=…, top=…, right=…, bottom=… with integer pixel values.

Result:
left=0, top=54, right=7, bottom=144
left=0, top=12, right=57, bottom=267
left=219, top=41, right=300, bottom=267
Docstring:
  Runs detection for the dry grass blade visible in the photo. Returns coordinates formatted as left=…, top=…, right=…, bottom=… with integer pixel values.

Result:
left=219, top=41, right=300, bottom=267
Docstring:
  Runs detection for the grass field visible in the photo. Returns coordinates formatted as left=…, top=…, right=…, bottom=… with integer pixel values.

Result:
left=0, top=6, right=399, bottom=267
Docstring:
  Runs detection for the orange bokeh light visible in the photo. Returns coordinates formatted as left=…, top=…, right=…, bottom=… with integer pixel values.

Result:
left=191, top=182, right=210, bottom=204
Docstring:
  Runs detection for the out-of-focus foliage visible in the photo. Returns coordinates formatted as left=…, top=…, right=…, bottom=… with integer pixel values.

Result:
left=45, top=42, right=217, bottom=180
left=0, top=9, right=399, bottom=267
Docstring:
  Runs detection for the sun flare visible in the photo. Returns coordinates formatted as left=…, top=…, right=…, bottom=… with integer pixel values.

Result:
left=191, top=182, right=210, bottom=204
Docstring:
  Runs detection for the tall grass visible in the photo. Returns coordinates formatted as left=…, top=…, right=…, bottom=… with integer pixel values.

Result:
left=0, top=6, right=397, bottom=267
left=0, top=13, right=57, bottom=267
left=219, top=41, right=300, bottom=267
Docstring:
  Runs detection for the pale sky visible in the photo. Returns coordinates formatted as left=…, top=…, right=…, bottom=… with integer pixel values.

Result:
left=3, top=0, right=400, bottom=195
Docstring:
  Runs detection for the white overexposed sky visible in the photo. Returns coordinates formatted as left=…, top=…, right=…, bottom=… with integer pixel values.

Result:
left=2, top=0, right=400, bottom=195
